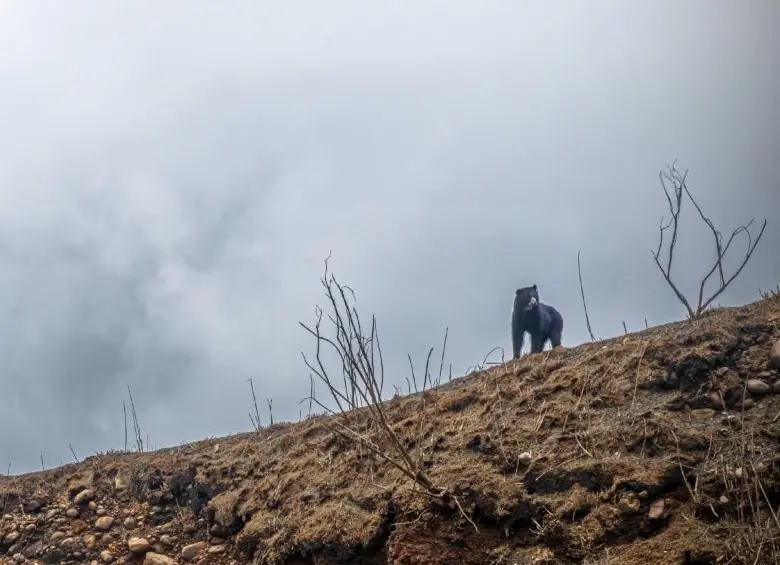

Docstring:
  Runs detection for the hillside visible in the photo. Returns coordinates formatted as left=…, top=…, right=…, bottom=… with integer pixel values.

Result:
left=2, top=294, right=780, bottom=565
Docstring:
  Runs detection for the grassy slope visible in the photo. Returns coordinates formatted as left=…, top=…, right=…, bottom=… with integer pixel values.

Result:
left=2, top=294, right=779, bottom=565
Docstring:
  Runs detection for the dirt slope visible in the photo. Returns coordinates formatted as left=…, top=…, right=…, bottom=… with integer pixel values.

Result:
left=2, top=294, right=780, bottom=565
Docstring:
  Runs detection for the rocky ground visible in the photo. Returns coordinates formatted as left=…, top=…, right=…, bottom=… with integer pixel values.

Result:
left=2, top=293, right=780, bottom=565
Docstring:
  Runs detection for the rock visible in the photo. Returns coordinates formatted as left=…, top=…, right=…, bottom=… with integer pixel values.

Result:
left=734, top=398, right=754, bottom=410
left=771, top=339, right=780, bottom=369
left=100, top=550, right=114, bottom=563
left=648, top=499, right=665, bottom=520
left=690, top=408, right=715, bottom=418
left=708, top=391, right=725, bottom=409
left=143, top=552, right=176, bottom=565
left=66, top=508, right=79, bottom=518
left=96, top=507, right=106, bottom=516
left=3, top=531, right=20, bottom=544
left=71, top=519, right=88, bottom=534
left=89, top=501, right=97, bottom=510
left=124, top=517, right=137, bottom=529
left=181, top=542, right=208, bottom=561
left=208, top=544, right=227, bottom=554
left=746, top=379, right=771, bottom=395
left=719, top=495, right=729, bottom=504
left=128, top=537, right=152, bottom=554
left=735, top=467, right=744, bottom=479
left=114, top=473, right=130, bottom=491
left=159, top=534, right=174, bottom=546
left=41, top=549, right=65, bottom=564
left=73, top=489, right=95, bottom=505
left=83, top=534, right=97, bottom=549
left=618, top=495, right=640, bottom=515
left=95, top=516, right=114, bottom=531
left=715, top=367, right=729, bottom=378
left=774, top=380, right=780, bottom=393
left=22, top=540, right=43, bottom=557
left=51, top=531, right=66, bottom=541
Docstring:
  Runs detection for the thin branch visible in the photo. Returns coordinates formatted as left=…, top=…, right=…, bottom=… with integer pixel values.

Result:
left=577, top=250, right=597, bottom=341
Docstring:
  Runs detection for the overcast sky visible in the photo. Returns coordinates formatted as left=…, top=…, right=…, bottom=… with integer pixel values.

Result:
left=1, top=1, right=778, bottom=474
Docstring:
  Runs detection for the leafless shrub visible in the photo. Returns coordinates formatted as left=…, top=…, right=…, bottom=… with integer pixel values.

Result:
left=299, top=254, right=477, bottom=530
left=651, top=160, right=767, bottom=318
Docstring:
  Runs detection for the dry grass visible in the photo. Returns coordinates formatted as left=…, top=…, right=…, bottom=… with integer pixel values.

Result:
left=2, top=294, right=779, bottom=565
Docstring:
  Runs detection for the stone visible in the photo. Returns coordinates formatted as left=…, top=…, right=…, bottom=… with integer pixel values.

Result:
left=95, top=516, right=114, bottom=531
left=51, top=531, right=66, bottom=541
left=746, top=379, right=771, bottom=395
left=708, top=391, right=725, bottom=409
left=143, top=553, right=176, bottom=565
left=114, top=473, right=130, bottom=491
left=771, top=339, right=780, bottom=370
left=774, top=380, right=780, bottom=393
left=181, top=542, right=208, bottom=561
left=128, top=537, right=152, bottom=554
left=123, top=517, right=137, bottom=529
left=648, top=499, right=665, bottom=520
left=159, top=534, right=174, bottom=546
left=73, top=489, right=95, bottom=505
left=734, top=398, right=754, bottom=410
left=100, top=551, right=115, bottom=563
left=3, top=531, right=20, bottom=544
left=208, top=544, right=227, bottom=554
left=83, top=534, right=97, bottom=549
left=71, top=519, right=88, bottom=534
left=66, top=508, right=79, bottom=518
left=690, top=408, right=715, bottom=418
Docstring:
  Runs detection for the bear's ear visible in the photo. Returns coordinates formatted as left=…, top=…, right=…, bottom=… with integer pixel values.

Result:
left=516, top=289, right=522, bottom=295
left=532, top=284, right=537, bottom=290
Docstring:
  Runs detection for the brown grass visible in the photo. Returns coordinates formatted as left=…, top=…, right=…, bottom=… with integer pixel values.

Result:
left=2, top=294, right=780, bottom=565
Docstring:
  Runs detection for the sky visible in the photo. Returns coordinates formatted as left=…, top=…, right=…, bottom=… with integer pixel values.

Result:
left=0, top=1, right=778, bottom=475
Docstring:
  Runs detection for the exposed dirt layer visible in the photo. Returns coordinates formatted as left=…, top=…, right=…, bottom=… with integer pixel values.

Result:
left=3, top=295, right=780, bottom=565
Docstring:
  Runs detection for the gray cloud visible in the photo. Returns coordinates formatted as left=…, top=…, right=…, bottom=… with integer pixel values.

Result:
left=1, top=1, right=778, bottom=473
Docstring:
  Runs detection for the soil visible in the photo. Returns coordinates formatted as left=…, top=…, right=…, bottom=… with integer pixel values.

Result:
left=2, top=294, right=780, bottom=565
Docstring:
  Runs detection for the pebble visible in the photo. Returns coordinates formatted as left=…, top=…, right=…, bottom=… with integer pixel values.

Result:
left=83, top=534, right=97, bottom=549
left=143, top=552, right=177, bottom=565
left=773, top=380, right=780, bottom=393
left=128, top=537, right=152, bottom=554
left=746, top=379, right=770, bottom=395
left=74, top=489, right=95, bottom=504
left=100, top=550, right=115, bottom=563
left=690, top=408, right=715, bottom=418
left=208, top=544, right=227, bottom=554
left=66, top=508, right=79, bottom=518
left=159, top=534, right=174, bottom=546
left=124, top=517, right=137, bottom=529
left=181, top=541, right=208, bottom=561
left=771, top=338, right=780, bottom=370
left=648, top=499, right=664, bottom=520
left=95, top=516, right=114, bottom=531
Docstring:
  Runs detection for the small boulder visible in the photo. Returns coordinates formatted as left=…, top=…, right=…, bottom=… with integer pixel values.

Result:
left=100, top=550, right=114, bottom=563
left=128, top=537, right=152, bottom=554
left=143, top=552, right=176, bottom=565
left=181, top=542, right=208, bottom=561
left=73, top=489, right=95, bottom=505
left=746, top=379, right=771, bottom=395
left=771, top=339, right=780, bottom=370
left=95, top=516, right=114, bottom=531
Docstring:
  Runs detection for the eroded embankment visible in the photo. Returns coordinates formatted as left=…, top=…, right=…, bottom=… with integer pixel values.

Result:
left=2, top=295, right=780, bottom=565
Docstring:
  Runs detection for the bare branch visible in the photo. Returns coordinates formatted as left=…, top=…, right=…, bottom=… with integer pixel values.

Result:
left=650, top=161, right=767, bottom=318
left=577, top=250, right=596, bottom=341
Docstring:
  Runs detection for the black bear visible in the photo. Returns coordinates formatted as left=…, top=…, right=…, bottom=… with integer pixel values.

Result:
left=511, top=284, right=563, bottom=359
